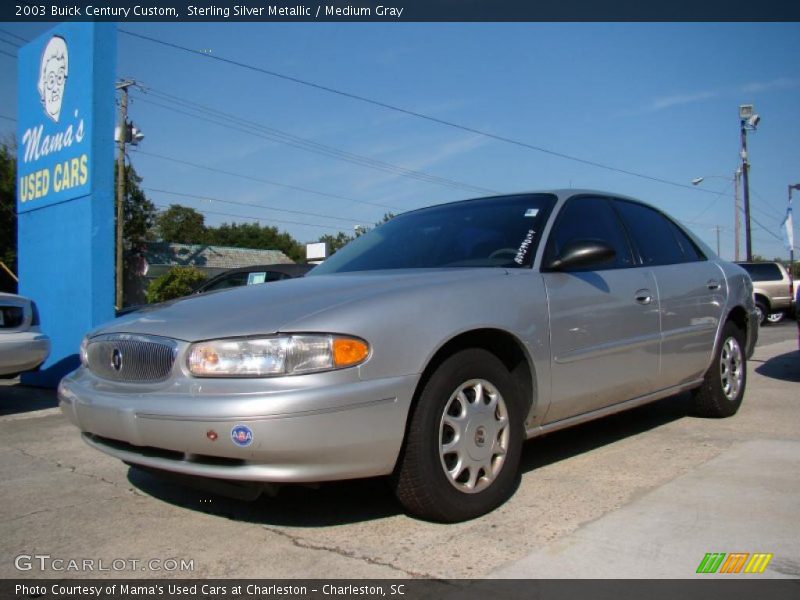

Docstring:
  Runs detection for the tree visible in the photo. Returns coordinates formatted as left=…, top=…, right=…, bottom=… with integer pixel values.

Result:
left=206, top=221, right=304, bottom=262
left=317, top=213, right=396, bottom=256
left=145, top=266, right=206, bottom=303
left=155, top=204, right=207, bottom=244
left=318, top=232, right=353, bottom=255
left=121, top=163, right=157, bottom=255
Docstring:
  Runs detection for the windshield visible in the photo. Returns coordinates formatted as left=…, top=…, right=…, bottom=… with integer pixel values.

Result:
left=311, top=194, right=556, bottom=274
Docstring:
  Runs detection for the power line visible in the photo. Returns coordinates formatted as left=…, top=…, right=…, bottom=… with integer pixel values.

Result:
left=0, top=49, right=16, bottom=60
left=130, top=148, right=400, bottom=211
left=152, top=202, right=347, bottom=232
left=0, top=38, right=20, bottom=49
left=0, top=114, right=16, bottom=122
left=146, top=187, right=367, bottom=225
left=689, top=178, right=734, bottom=221
left=132, top=87, right=497, bottom=195
left=0, top=28, right=29, bottom=43
left=750, top=187, right=786, bottom=221
left=118, top=28, right=726, bottom=197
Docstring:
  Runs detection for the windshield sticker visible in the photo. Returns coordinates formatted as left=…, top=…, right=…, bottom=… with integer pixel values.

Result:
left=524, top=208, right=539, bottom=218
left=514, top=229, right=536, bottom=265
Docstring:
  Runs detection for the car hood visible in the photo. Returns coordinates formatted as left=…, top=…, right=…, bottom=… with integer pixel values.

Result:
left=93, top=269, right=509, bottom=342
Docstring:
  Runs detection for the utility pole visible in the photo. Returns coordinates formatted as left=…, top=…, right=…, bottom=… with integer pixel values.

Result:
left=714, top=225, right=721, bottom=257
left=733, top=168, right=741, bottom=262
left=115, top=80, right=135, bottom=311
left=739, top=104, right=760, bottom=262
left=739, top=120, right=752, bottom=261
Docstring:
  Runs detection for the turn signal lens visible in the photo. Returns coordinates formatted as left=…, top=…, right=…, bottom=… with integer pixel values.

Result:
left=333, top=337, right=370, bottom=367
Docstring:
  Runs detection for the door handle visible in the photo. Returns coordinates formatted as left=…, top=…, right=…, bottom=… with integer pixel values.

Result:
left=635, top=289, right=652, bottom=305
left=707, top=279, right=721, bottom=290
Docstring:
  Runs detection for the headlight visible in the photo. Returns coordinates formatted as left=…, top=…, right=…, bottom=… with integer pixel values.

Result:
left=80, top=336, right=89, bottom=367
left=187, top=334, right=370, bottom=377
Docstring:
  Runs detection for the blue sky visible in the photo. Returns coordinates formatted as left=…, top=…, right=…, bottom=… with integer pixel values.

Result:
left=1, top=22, right=798, bottom=260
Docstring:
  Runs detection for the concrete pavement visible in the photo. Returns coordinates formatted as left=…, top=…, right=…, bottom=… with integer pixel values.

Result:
left=1, top=323, right=798, bottom=579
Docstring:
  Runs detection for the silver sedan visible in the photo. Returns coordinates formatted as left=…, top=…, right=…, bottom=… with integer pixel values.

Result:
left=59, top=190, right=758, bottom=522
left=0, top=292, right=50, bottom=378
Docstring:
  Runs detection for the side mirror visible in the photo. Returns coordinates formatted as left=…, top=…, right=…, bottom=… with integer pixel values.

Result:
left=546, top=239, right=616, bottom=271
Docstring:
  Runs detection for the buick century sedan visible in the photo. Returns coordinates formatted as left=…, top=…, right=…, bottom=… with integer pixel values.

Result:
left=59, top=191, right=757, bottom=521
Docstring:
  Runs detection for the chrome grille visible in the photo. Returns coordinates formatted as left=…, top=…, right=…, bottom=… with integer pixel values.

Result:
left=86, top=335, right=177, bottom=382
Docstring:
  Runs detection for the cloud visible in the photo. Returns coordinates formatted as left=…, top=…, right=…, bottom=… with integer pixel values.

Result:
left=740, top=77, right=800, bottom=93
left=646, top=90, right=718, bottom=112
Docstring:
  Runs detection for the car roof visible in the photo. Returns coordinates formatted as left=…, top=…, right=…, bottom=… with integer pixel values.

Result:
left=397, top=189, right=658, bottom=216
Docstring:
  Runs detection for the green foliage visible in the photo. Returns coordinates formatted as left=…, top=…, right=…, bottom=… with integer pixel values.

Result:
left=318, top=231, right=353, bottom=255
left=317, top=212, right=396, bottom=256
left=206, top=221, right=304, bottom=262
left=155, top=204, right=207, bottom=244
left=145, top=266, right=207, bottom=303
left=121, top=164, right=157, bottom=253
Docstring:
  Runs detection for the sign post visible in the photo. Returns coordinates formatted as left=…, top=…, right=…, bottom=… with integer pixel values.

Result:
left=16, top=23, right=116, bottom=387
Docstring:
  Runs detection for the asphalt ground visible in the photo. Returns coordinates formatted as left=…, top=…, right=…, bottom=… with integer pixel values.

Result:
left=1, top=321, right=798, bottom=579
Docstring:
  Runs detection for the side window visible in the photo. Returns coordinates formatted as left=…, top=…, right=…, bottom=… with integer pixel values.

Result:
left=613, top=200, right=688, bottom=266
left=544, top=196, right=634, bottom=269
left=669, top=222, right=706, bottom=262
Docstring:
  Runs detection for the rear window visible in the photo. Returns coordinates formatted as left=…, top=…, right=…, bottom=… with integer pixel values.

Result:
left=738, top=263, right=783, bottom=281
left=0, top=306, right=24, bottom=329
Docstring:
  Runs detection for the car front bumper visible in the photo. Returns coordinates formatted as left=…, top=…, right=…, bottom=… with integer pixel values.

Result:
left=0, top=333, right=50, bottom=376
left=58, top=368, right=419, bottom=483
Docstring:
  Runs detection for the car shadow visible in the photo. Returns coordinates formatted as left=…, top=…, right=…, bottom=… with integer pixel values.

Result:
left=127, top=466, right=402, bottom=526
left=519, top=392, right=692, bottom=473
left=0, top=381, right=58, bottom=416
left=754, top=350, right=800, bottom=383
left=127, top=392, right=694, bottom=527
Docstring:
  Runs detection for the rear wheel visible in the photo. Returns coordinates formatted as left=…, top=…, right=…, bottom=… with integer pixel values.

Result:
left=691, top=321, right=746, bottom=418
left=392, top=348, right=524, bottom=522
left=766, top=311, right=785, bottom=324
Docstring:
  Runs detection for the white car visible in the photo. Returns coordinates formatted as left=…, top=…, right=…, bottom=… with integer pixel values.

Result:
left=0, top=293, right=50, bottom=378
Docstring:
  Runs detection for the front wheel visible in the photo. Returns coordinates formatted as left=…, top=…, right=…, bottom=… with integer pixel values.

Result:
left=392, top=348, right=524, bottom=522
left=691, top=321, right=746, bottom=418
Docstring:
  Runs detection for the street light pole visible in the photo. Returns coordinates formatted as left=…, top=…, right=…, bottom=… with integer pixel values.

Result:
left=739, top=104, right=760, bottom=262
left=690, top=173, right=740, bottom=261
left=740, top=120, right=753, bottom=261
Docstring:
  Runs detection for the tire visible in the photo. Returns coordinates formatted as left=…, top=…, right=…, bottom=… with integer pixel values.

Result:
left=766, top=311, right=785, bottom=324
left=392, top=348, right=524, bottom=522
left=755, top=300, right=768, bottom=325
left=691, top=321, right=746, bottom=418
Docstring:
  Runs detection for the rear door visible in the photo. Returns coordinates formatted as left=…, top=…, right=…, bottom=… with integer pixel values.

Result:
left=612, top=199, right=726, bottom=387
left=541, top=196, right=661, bottom=424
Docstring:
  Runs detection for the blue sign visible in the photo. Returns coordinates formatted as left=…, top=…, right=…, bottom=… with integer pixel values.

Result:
left=17, top=23, right=116, bottom=387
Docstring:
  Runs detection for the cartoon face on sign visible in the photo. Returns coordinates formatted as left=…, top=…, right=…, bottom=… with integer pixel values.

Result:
left=37, top=36, right=69, bottom=123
